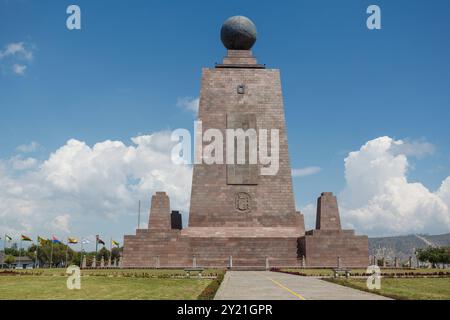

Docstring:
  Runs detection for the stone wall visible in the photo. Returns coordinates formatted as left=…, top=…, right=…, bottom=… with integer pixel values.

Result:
left=148, top=192, right=171, bottom=230
left=189, top=50, right=301, bottom=229
left=123, top=228, right=302, bottom=268
left=298, top=192, right=369, bottom=267
left=316, top=192, right=341, bottom=230
left=299, top=230, right=369, bottom=267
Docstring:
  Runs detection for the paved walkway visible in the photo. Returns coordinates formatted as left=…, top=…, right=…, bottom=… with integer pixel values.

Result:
left=214, top=271, right=390, bottom=300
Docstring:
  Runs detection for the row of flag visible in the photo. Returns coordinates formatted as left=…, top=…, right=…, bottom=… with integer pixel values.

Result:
left=1, top=234, right=120, bottom=247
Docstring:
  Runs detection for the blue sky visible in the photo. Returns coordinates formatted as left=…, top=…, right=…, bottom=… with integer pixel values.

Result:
left=1, top=0, right=450, bottom=245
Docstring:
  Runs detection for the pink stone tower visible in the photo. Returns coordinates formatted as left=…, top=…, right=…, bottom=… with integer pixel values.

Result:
left=122, top=16, right=368, bottom=268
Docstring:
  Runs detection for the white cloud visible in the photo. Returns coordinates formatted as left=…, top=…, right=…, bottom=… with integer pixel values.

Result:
left=389, top=138, right=435, bottom=158
left=2, top=133, right=448, bottom=240
left=12, top=64, right=26, bottom=75
left=338, top=136, right=450, bottom=236
left=437, top=177, right=450, bottom=209
left=292, top=166, right=322, bottom=177
left=176, top=96, right=199, bottom=114
left=50, top=214, right=71, bottom=234
left=16, top=141, right=40, bottom=153
left=0, top=42, right=34, bottom=76
left=0, top=42, right=33, bottom=61
left=9, top=156, right=38, bottom=170
left=0, top=131, right=192, bottom=239
left=298, top=203, right=316, bottom=230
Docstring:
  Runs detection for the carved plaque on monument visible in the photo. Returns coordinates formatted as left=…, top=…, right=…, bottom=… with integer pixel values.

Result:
left=235, top=192, right=251, bottom=213
left=226, top=113, right=258, bottom=185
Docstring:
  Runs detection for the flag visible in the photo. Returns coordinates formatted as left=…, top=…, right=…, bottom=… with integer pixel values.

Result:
left=37, top=236, right=47, bottom=246
left=21, top=234, right=32, bottom=242
left=52, top=236, right=61, bottom=244
left=68, top=238, right=78, bottom=244
left=5, top=235, right=12, bottom=241
left=97, top=237, right=105, bottom=245
left=81, top=238, right=90, bottom=244
left=112, top=240, right=119, bottom=247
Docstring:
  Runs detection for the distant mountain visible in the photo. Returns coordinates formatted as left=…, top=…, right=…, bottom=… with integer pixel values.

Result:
left=369, top=233, right=450, bottom=262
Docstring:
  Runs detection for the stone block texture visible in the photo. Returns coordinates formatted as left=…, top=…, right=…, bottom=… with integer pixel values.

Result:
left=221, top=50, right=259, bottom=65
left=297, top=192, right=369, bottom=267
left=316, top=192, right=341, bottom=230
left=148, top=192, right=171, bottom=230
left=299, top=230, right=369, bottom=267
left=189, top=51, right=299, bottom=228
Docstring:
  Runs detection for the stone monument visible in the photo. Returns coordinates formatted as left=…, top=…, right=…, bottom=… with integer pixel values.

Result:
left=298, top=193, right=368, bottom=267
left=122, top=16, right=368, bottom=268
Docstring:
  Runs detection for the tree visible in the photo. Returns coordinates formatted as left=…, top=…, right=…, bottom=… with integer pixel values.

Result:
left=111, top=247, right=122, bottom=261
left=71, top=251, right=82, bottom=266
left=4, top=255, right=15, bottom=266
left=27, top=241, right=77, bottom=267
left=5, top=246, right=25, bottom=257
left=96, top=247, right=110, bottom=262
left=416, top=246, right=450, bottom=268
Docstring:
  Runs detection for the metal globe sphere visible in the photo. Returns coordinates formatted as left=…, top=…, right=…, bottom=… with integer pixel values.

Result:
left=220, top=16, right=257, bottom=50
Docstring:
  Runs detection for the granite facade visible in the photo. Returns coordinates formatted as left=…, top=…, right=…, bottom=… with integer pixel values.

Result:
left=122, top=50, right=369, bottom=268
left=299, top=193, right=369, bottom=267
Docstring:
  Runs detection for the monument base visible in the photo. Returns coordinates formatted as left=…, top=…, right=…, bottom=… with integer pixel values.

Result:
left=298, top=230, right=369, bottom=268
left=122, top=192, right=370, bottom=269
left=123, top=227, right=303, bottom=268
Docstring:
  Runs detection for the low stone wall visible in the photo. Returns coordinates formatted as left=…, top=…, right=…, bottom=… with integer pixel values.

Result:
left=298, top=230, right=369, bottom=267
left=123, top=228, right=302, bottom=268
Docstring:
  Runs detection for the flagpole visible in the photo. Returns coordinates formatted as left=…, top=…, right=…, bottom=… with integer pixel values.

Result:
left=50, top=240, right=54, bottom=269
left=1, top=235, right=3, bottom=269
left=138, top=200, right=141, bottom=229
left=35, top=238, right=39, bottom=269
left=19, top=239, right=22, bottom=269
left=2, top=234, right=6, bottom=269
left=82, top=237, right=85, bottom=268
left=80, top=237, right=83, bottom=268
left=65, top=240, right=69, bottom=267
left=95, top=235, right=98, bottom=258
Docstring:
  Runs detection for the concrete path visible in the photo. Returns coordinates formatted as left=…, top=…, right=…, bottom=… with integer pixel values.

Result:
left=214, top=271, right=390, bottom=300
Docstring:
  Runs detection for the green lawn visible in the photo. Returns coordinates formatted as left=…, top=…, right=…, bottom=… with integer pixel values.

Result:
left=8, top=268, right=222, bottom=277
left=279, top=268, right=450, bottom=277
left=0, top=269, right=221, bottom=300
left=328, top=277, right=450, bottom=300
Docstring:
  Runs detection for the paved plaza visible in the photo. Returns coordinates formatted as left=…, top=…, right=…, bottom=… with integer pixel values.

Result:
left=214, top=271, right=390, bottom=300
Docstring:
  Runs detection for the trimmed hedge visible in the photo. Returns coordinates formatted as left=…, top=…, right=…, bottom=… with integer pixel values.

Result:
left=197, top=271, right=225, bottom=300
left=271, top=268, right=450, bottom=278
